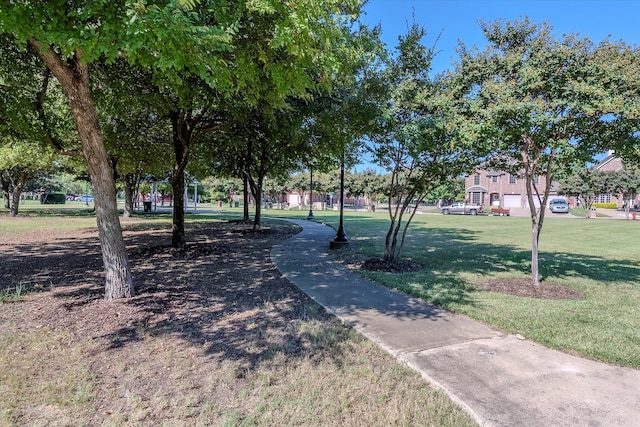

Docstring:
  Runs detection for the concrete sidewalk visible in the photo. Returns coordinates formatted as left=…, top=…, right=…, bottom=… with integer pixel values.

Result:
left=271, top=219, right=640, bottom=427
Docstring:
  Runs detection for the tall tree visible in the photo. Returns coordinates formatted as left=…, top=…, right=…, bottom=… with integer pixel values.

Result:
left=0, top=34, right=75, bottom=215
left=603, top=168, right=640, bottom=220
left=208, top=106, right=309, bottom=229
left=369, top=23, right=474, bottom=263
left=93, top=61, right=172, bottom=218
left=0, top=138, right=58, bottom=216
left=0, top=1, right=236, bottom=299
left=558, top=169, right=608, bottom=218
left=454, top=18, right=640, bottom=286
left=155, top=0, right=367, bottom=244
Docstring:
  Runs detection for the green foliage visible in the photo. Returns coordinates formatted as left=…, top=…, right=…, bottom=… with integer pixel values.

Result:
left=558, top=168, right=608, bottom=212
left=593, top=202, right=618, bottom=209
left=199, top=176, right=242, bottom=202
left=427, top=178, right=465, bottom=204
left=40, top=193, right=66, bottom=205
left=367, top=22, right=474, bottom=261
left=602, top=167, right=640, bottom=200
left=454, top=18, right=640, bottom=284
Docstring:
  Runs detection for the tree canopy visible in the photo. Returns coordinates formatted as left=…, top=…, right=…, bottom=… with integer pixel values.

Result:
left=454, top=18, right=640, bottom=286
left=368, top=22, right=474, bottom=263
left=0, top=0, right=369, bottom=299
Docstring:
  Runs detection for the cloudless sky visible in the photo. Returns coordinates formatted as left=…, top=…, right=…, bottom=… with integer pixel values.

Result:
left=361, top=0, right=639, bottom=74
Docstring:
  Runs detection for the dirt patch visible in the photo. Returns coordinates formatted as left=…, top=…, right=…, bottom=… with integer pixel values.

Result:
left=475, top=278, right=585, bottom=300
left=360, top=257, right=422, bottom=273
left=0, top=217, right=479, bottom=426
left=0, top=219, right=331, bottom=423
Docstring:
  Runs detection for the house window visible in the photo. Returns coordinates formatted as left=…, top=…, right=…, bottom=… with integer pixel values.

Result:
left=596, top=194, right=612, bottom=203
left=509, top=175, right=517, bottom=184
left=472, top=192, right=481, bottom=204
left=473, top=174, right=480, bottom=185
left=534, top=176, right=539, bottom=184
left=492, top=176, right=498, bottom=183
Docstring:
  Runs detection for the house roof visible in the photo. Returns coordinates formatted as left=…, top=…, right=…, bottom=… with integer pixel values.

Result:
left=594, top=154, right=624, bottom=172
left=466, top=185, right=488, bottom=192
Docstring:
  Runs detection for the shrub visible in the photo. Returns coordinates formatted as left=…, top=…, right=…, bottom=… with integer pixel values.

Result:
left=593, top=202, right=617, bottom=209
left=40, top=193, right=66, bottom=204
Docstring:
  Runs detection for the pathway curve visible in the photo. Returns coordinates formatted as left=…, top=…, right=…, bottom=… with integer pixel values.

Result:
left=271, top=219, right=640, bottom=427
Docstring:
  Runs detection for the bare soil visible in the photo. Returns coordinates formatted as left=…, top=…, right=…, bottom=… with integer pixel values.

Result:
left=0, top=219, right=348, bottom=424
left=1, top=220, right=313, bottom=346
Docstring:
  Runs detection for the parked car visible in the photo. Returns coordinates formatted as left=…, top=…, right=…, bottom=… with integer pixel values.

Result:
left=440, top=202, right=483, bottom=215
left=549, top=198, right=569, bottom=213
left=74, top=194, right=94, bottom=202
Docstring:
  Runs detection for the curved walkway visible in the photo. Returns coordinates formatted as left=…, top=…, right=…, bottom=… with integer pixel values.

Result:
left=271, top=219, right=640, bottom=427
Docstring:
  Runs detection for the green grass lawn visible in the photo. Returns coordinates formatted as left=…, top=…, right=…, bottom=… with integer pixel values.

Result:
left=269, top=207, right=640, bottom=369
left=5, top=203, right=639, bottom=369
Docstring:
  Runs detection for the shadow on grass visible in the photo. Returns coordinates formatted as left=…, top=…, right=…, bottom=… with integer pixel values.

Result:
left=320, top=213, right=640, bottom=305
left=3, top=213, right=638, bottom=374
left=6, top=208, right=96, bottom=217
left=1, top=217, right=355, bottom=372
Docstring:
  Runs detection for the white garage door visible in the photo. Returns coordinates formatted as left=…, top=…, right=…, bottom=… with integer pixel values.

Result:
left=503, top=195, right=521, bottom=208
left=525, top=197, right=541, bottom=208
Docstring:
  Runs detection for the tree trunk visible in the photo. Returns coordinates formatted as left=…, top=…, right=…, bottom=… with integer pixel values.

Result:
left=122, top=173, right=137, bottom=218
left=625, top=198, right=631, bottom=220
left=253, top=189, right=263, bottom=229
left=33, top=43, right=134, bottom=300
left=246, top=173, right=264, bottom=230
left=169, top=111, right=195, bottom=249
left=242, top=175, right=250, bottom=222
left=9, top=171, right=26, bottom=217
left=383, top=220, right=398, bottom=262
left=531, top=219, right=540, bottom=286
left=0, top=174, right=10, bottom=209
left=171, top=168, right=186, bottom=249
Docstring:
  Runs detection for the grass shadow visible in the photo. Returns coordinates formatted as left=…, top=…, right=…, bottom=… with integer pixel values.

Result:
left=2, top=217, right=356, bottom=374
left=323, top=213, right=640, bottom=306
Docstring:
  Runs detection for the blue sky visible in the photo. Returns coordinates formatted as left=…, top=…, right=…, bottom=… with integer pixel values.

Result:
left=361, top=0, right=639, bottom=74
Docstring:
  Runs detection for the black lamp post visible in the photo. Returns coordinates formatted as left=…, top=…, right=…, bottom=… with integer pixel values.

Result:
left=330, top=151, right=348, bottom=248
left=307, top=165, right=315, bottom=220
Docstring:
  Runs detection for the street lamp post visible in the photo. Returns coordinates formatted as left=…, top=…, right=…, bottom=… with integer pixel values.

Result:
left=330, top=151, right=348, bottom=248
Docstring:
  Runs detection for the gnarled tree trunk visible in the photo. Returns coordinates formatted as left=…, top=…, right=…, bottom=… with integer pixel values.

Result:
left=33, top=42, right=134, bottom=300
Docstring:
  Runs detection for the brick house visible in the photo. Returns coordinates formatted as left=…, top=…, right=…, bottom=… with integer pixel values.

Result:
left=593, top=154, right=640, bottom=209
left=464, top=169, right=557, bottom=209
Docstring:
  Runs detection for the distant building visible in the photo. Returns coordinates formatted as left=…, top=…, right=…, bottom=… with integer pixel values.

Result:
left=464, top=168, right=557, bottom=209
left=593, top=154, right=640, bottom=209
